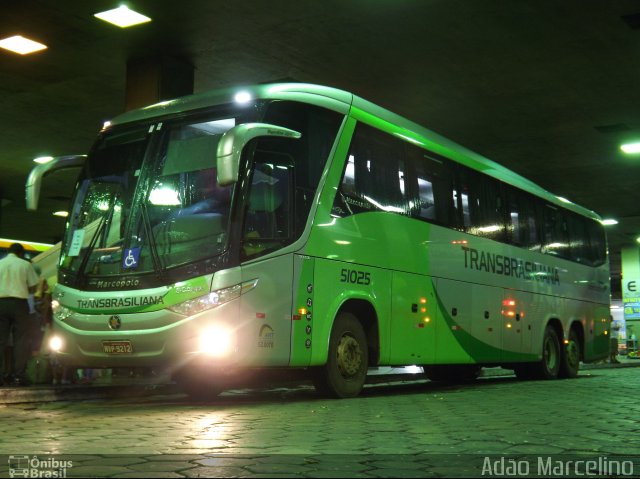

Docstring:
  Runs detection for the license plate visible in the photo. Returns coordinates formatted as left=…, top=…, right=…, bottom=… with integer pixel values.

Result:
left=102, top=341, right=133, bottom=354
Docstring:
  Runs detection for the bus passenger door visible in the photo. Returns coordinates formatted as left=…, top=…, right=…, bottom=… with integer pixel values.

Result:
left=237, top=156, right=296, bottom=367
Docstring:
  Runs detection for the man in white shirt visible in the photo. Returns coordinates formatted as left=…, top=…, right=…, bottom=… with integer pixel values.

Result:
left=0, top=243, right=40, bottom=386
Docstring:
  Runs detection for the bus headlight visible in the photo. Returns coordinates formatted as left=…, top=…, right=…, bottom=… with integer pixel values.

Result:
left=199, top=325, right=234, bottom=357
left=51, top=300, right=73, bottom=321
left=49, top=335, right=64, bottom=352
left=168, top=279, right=258, bottom=316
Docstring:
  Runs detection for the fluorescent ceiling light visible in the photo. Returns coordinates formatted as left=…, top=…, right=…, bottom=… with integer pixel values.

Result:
left=0, top=35, right=47, bottom=55
left=33, top=156, right=54, bottom=164
left=621, top=142, right=640, bottom=154
left=94, top=6, right=151, bottom=28
left=53, top=211, right=69, bottom=217
left=601, top=219, right=618, bottom=226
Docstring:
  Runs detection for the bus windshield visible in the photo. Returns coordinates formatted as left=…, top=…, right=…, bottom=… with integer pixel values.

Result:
left=60, top=118, right=236, bottom=277
left=57, top=97, right=344, bottom=286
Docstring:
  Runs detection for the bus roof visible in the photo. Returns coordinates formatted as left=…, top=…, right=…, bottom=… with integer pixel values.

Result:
left=109, top=83, right=601, bottom=221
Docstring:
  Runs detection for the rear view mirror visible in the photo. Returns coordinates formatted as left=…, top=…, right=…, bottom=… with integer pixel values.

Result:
left=25, top=155, right=86, bottom=211
left=216, top=123, right=301, bottom=186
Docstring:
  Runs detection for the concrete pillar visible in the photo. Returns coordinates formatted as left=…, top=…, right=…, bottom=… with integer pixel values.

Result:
left=621, top=246, right=640, bottom=354
left=125, top=56, right=194, bottom=111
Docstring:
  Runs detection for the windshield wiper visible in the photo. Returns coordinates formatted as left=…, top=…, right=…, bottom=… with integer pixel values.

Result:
left=75, top=215, right=108, bottom=284
left=140, top=200, right=164, bottom=279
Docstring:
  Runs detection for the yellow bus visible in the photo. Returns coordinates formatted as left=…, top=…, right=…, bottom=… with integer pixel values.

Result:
left=0, top=237, right=54, bottom=261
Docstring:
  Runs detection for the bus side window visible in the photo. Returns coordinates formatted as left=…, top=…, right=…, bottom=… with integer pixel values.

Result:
left=586, top=219, right=607, bottom=266
left=336, top=123, right=409, bottom=216
left=507, top=187, right=541, bottom=251
left=406, top=146, right=456, bottom=227
left=568, top=212, right=592, bottom=265
left=457, top=166, right=505, bottom=241
left=261, top=101, right=343, bottom=237
left=542, top=205, right=571, bottom=259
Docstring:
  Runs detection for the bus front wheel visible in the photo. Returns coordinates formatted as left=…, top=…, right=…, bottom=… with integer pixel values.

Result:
left=312, top=312, right=368, bottom=398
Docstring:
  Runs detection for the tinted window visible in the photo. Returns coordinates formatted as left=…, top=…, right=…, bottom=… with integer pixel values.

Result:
left=408, top=150, right=457, bottom=227
left=506, top=187, right=541, bottom=250
left=542, top=205, right=571, bottom=259
left=457, top=167, right=505, bottom=241
left=261, top=101, right=343, bottom=236
left=331, top=121, right=606, bottom=269
left=334, top=123, right=409, bottom=216
left=567, top=212, right=592, bottom=264
left=586, top=218, right=607, bottom=266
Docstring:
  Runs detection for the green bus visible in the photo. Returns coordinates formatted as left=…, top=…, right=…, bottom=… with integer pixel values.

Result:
left=26, top=83, right=610, bottom=398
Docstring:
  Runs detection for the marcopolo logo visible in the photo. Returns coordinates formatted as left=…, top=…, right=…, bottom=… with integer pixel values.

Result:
left=93, top=278, right=141, bottom=289
left=8, top=455, right=73, bottom=478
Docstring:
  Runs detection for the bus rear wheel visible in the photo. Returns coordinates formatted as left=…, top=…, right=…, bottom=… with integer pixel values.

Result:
left=312, top=312, right=368, bottom=398
left=530, top=325, right=561, bottom=380
left=559, top=329, right=581, bottom=379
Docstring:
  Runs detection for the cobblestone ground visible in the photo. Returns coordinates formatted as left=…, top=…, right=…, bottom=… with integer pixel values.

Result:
left=0, top=368, right=639, bottom=477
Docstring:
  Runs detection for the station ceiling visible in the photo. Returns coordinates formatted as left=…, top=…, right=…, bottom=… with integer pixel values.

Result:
left=2, top=0, right=640, bottom=284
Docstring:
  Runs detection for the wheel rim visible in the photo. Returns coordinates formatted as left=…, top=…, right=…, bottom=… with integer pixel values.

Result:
left=566, top=339, right=580, bottom=369
left=336, top=333, right=363, bottom=379
left=544, top=335, right=558, bottom=371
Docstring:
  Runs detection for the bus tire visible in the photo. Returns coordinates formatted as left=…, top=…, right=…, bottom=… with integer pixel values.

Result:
left=559, top=329, right=581, bottom=379
left=530, top=325, right=561, bottom=380
left=312, top=312, right=368, bottom=398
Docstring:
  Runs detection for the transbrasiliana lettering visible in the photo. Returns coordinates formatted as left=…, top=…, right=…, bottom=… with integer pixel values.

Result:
left=77, top=296, right=165, bottom=309
left=462, top=246, right=560, bottom=285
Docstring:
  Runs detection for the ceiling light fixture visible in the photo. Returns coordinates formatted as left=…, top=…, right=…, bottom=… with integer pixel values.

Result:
left=0, top=35, right=47, bottom=55
left=620, top=142, right=640, bottom=154
left=94, top=6, right=151, bottom=28
left=53, top=211, right=69, bottom=217
left=601, top=219, right=619, bottom=226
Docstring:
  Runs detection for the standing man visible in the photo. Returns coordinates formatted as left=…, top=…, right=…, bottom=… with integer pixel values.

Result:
left=0, top=243, right=40, bottom=386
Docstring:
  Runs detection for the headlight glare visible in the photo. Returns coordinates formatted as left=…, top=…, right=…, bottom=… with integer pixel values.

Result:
left=199, top=325, right=234, bottom=357
left=49, top=335, right=63, bottom=352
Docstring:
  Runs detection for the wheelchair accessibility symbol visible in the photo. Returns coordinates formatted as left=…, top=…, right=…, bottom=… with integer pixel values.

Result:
left=123, top=248, right=140, bottom=269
